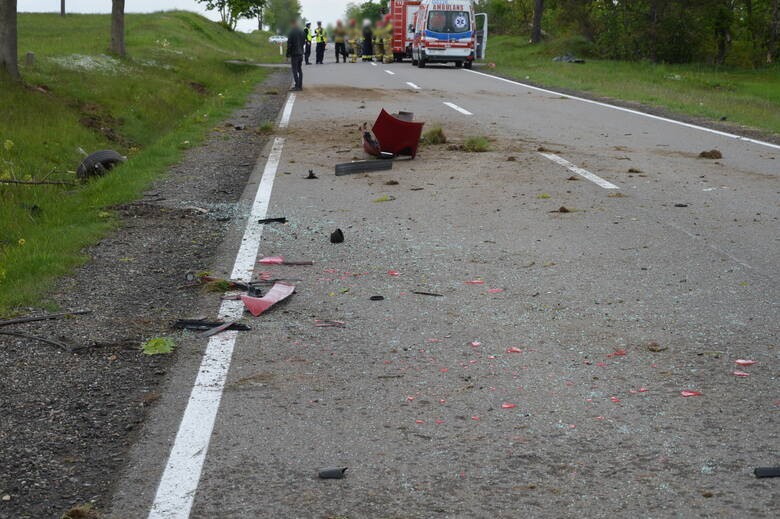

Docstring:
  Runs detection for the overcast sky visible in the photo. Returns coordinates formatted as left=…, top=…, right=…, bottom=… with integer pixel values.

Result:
left=20, top=1, right=349, bottom=31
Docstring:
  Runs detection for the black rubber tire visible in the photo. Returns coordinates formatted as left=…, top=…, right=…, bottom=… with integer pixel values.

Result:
left=455, top=61, right=463, bottom=68
left=418, top=59, right=426, bottom=68
left=464, top=61, right=473, bottom=69
left=77, top=150, right=126, bottom=181
left=411, top=58, right=418, bottom=66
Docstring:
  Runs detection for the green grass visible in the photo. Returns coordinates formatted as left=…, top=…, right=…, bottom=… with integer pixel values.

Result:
left=461, top=136, right=492, bottom=152
left=485, top=35, right=780, bottom=136
left=422, top=126, right=447, bottom=145
left=0, top=11, right=284, bottom=315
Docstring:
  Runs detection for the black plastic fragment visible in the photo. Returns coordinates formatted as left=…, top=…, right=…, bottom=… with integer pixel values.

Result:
left=335, top=160, right=393, bottom=176
left=754, top=467, right=780, bottom=478
left=306, top=169, right=318, bottom=179
left=258, top=217, right=287, bottom=224
left=318, top=467, right=348, bottom=479
left=370, top=295, right=385, bottom=301
left=330, top=229, right=344, bottom=243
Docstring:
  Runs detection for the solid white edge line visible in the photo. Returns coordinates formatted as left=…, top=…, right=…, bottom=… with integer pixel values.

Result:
left=465, top=69, right=780, bottom=151
left=279, top=93, right=296, bottom=128
left=148, top=95, right=295, bottom=518
left=371, top=62, right=377, bottom=67
left=443, top=101, right=473, bottom=116
left=539, top=152, right=619, bottom=190
left=385, top=70, right=395, bottom=75
left=406, top=82, right=421, bottom=90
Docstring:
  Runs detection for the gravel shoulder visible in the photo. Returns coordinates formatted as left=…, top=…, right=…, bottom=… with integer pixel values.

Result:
left=0, top=71, right=288, bottom=519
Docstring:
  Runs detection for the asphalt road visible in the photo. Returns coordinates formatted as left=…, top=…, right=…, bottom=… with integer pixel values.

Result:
left=110, top=60, right=778, bottom=518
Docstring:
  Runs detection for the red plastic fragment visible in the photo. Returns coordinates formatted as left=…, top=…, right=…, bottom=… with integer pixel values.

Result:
left=501, top=403, right=517, bottom=409
left=388, top=270, right=401, bottom=276
left=506, top=347, right=522, bottom=353
left=241, top=282, right=295, bottom=316
left=610, top=396, right=621, bottom=403
left=439, top=368, right=448, bottom=373
left=465, top=279, right=485, bottom=285
left=487, top=288, right=504, bottom=294
left=415, top=419, right=424, bottom=424
left=735, top=359, right=757, bottom=367
left=732, top=370, right=750, bottom=377
left=435, top=419, right=445, bottom=425
left=681, top=390, right=703, bottom=397
left=258, top=256, right=284, bottom=265
left=470, top=341, right=481, bottom=347
left=471, top=416, right=480, bottom=421
left=638, top=387, right=649, bottom=393
left=612, top=349, right=627, bottom=356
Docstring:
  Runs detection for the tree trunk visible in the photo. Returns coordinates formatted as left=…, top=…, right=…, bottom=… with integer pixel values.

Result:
left=60, top=0, right=65, bottom=17
left=0, top=0, right=19, bottom=79
left=531, top=0, right=544, bottom=44
left=110, top=0, right=125, bottom=58
left=770, top=0, right=780, bottom=63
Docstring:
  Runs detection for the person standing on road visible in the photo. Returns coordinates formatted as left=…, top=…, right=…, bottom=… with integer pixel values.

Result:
left=348, top=18, right=361, bottom=63
left=286, top=18, right=304, bottom=91
left=333, top=20, right=348, bottom=63
left=361, top=19, right=374, bottom=62
left=314, top=21, right=327, bottom=64
left=303, top=22, right=312, bottom=65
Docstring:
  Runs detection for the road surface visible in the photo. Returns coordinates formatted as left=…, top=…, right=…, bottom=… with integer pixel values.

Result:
left=110, top=61, right=779, bottom=518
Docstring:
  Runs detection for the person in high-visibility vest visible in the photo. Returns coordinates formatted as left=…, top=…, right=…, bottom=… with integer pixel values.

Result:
left=383, top=14, right=394, bottom=64
left=374, top=19, right=386, bottom=63
left=361, top=19, right=374, bottom=62
left=348, top=18, right=360, bottom=63
left=333, top=20, right=348, bottom=63
left=314, top=21, right=327, bottom=64
left=303, top=22, right=312, bottom=65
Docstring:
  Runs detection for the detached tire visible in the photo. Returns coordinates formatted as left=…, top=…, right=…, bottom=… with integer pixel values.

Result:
left=77, top=150, right=126, bottom=181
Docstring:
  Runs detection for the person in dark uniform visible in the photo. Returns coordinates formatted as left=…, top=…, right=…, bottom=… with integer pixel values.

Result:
left=314, top=21, right=327, bottom=64
left=286, top=19, right=304, bottom=91
left=333, top=20, right=348, bottom=63
left=361, top=19, right=374, bottom=61
left=303, top=22, right=312, bottom=65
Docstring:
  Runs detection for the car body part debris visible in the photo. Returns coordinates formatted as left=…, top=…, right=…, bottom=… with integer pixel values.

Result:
left=172, top=319, right=250, bottom=332
left=199, top=321, right=243, bottom=338
left=314, top=320, right=346, bottom=328
left=411, top=291, right=443, bottom=297
left=370, top=109, right=425, bottom=159
left=0, top=309, right=91, bottom=328
left=258, top=217, right=287, bottom=225
left=335, top=159, right=393, bottom=176
left=241, top=282, right=295, bottom=316
left=0, top=331, right=70, bottom=350
left=330, top=229, right=344, bottom=243
left=680, top=390, right=703, bottom=397
left=306, top=169, right=318, bottom=179
left=754, top=467, right=780, bottom=478
left=318, top=467, right=348, bottom=479
left=259, top=256, right=313, bottom=266
left=370, top=295, right=385, bottom=301
left=735, top=359, right=756, bottom=366
left=76, top=150, right=126, bottom=181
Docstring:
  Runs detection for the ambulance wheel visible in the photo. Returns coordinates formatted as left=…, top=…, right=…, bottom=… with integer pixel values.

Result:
left=418, top=59, right=426, bottom=68
left=464, top=61, right=473, bottom=69
left=411, top=58, right=418, bottom=66
left=455, top=61, right=463, bottom=68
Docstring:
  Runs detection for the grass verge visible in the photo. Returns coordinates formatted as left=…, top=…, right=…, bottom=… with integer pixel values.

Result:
left=0, top=11, right=283, bottom=315
left=484, top=36, right=780, bottom=136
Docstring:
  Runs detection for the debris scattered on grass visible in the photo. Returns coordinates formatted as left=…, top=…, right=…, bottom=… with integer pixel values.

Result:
left=142, top=337, right=175, bottom=355
left=681, top=390, right=703, bottom=397
left=421, top=126, right=447, bottom=145
left=699, top=149, right=723, bottom=159
left=330, top=229, right=344, bottom=243
left=318, top=467, right=348, bottom=479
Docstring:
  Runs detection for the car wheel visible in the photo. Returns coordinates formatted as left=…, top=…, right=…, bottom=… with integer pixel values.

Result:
left=464, top=61, right=473, bottom=69
left=455, top=61, right=463, bottom=68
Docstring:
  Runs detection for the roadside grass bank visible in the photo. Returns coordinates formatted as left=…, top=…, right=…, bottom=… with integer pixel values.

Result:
left=0, top=11, right=284, bottom=315
left=485, top=35, right=780, bottom=136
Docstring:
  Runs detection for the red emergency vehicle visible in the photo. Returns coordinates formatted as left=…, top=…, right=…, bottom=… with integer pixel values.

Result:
left=389, top=1, right=422, bottom=61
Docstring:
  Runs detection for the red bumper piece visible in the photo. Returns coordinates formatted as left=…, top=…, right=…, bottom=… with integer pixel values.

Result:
left=371, top=109, right=425, bottom=159
left=241, top=282, right=295, bottom=316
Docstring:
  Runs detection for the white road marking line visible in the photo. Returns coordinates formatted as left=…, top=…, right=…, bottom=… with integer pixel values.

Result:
left=443, top=102, right=473, bottom=115
left=406, top=82, right=421, bottom=90
left=385, top=70, right=395, bottom=75
left=148, top=96, right=294, bottom=518
left=371, top=62, right=377, bottom=67
left=539, top=152, right=619, bottom=190
left=279, top=93, right=295, bottom=128
left=664, top=220, right=755, bottom=272
left=466, top=69, right=780, bottom=151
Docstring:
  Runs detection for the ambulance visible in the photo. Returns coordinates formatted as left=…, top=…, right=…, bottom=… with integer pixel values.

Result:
left=410, top=0, right=487, bottom=68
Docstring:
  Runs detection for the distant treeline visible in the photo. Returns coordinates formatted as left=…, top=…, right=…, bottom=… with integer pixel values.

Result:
left=476, top=0, right=780, bottom=66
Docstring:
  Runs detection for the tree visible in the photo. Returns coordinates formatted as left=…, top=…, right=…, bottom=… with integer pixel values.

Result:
left=197, top=0, right=268, bottom=31
left=110, top=0, right=125, bottom=57
left=770, top=0, right=780, bottom=62
left=0, top=0, right=19, bottom=79
left=344, top=1, right=387, bottom=24
left=264, top=0, right=301, bottom=34
left=531, top=0, right=544, bottom=43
